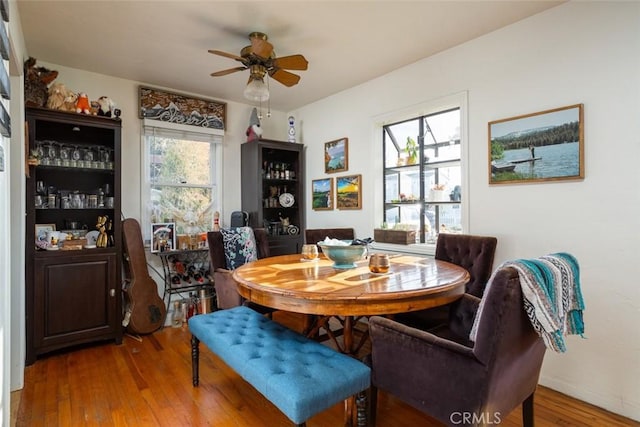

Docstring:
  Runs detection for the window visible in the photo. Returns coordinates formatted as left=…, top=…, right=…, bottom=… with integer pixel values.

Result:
left=142, top=121, right=222, bottom=246
left=381, top=98, right=466, bottom=244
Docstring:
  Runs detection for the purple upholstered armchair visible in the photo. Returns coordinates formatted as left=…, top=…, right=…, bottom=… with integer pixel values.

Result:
left=394, top=233, right=497, bottom=330
left=368, top=266, right=546, bottom=427
left=207, top=228, right=274, bottom=315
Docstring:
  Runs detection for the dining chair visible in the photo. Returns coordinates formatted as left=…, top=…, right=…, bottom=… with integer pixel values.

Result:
left=304, top=227, right=355, bottom=246
left=207, top=227, right=275, bottom=316
left=368, top=265, right=546, bottom=427
left=394, top=233, right=497, bottom=330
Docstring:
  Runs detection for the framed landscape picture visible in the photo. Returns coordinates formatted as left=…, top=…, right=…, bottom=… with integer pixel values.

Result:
left=489, top=104, right=584, bottom=184
left=336, top=174, right=362, bottom=210
left=324, top=137, right=348, bottom=173
left=151, top=222, right=176, bottom=253
left=312, top=178, right=333, bottom=210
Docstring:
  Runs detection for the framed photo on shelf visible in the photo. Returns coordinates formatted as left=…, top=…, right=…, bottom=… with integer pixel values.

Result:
left=489, top=104, right=584, bottom=185
left=151, top=222, right=176, bottom=253
left=336, top=174, right=362, bottom=210
left=35, top=223, right=55, bottom=243
left=312, top=178, right=333, bottom=211
left=324, top=137, right=348, bottom=173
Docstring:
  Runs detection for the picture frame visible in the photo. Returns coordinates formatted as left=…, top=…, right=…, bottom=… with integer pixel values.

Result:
left=336, top=174, right=362, bottom=210
left=151, top=222, right=176, bottom=253
left=139, top=86, right=226, bottom=130
left=312, top=178, right=333, bottom=210
left=324, top=137, right=348, bottom=173
left=35, top=223, right=56, bottom=243
left=489, top=104, right=584, bottom=185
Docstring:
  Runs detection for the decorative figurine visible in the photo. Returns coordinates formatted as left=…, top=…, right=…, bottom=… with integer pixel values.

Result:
left=246, top=108, right=262, bottom=142
left=288, top=116, right=296, bottom=143
left=96, top=215, right=108, bottom=248
left=213, top=211, right=220, bottom=231
left=76, top=92, right=92, bottom=114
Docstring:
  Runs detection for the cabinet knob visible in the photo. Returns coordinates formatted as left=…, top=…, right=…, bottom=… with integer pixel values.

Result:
left=110, top=289, right=116, bottom=297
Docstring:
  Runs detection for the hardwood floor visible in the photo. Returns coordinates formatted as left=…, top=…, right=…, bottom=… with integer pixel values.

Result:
left=13, top=312, right=637, bottom=426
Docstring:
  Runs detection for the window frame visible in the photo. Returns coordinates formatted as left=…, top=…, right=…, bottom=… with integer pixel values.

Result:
left=140, top=119, right=223, bottom=245
left=374, top=92, right=469, bottom=251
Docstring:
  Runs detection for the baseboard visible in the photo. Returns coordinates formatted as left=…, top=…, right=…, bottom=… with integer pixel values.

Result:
left=540, top=374, right=640, bottom=422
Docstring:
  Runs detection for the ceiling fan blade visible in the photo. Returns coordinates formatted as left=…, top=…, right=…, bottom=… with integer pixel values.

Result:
left=272, top=54, right=308, bottom=71
left=270, top=69, right=301, bottom=87
left=251, top=38, right=274, bottom=59
left=210, top=66, right=246, bottom=77
left=208, top=49, right=244, bottom=62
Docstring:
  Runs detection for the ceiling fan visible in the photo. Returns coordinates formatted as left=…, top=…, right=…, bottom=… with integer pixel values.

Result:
left=209, top=32, right=309, bottom=101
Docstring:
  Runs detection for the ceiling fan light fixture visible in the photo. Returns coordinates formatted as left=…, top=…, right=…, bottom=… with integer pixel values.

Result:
left=244, top=64, right=270, bottom=102
left=244, top=76, right=269, bottom=102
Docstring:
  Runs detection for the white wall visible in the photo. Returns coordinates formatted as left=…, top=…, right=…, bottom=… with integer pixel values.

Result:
left=6, top=1, right=27, bottom=424
left=295, top=2, right=639, bottom=420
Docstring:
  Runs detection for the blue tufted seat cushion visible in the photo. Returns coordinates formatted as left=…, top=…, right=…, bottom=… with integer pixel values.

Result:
left=188, top=306, right=370, bottom=424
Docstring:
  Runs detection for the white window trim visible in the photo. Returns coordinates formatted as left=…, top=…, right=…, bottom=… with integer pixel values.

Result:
left=370, top=91, right=469, bottom=255
left=140, top=119, right=224, bottom=243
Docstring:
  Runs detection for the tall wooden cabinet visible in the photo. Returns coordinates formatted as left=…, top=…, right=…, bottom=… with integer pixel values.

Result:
left=241, top=139, right=305, bottom=255
left=25, top=107, right=122, bottom=365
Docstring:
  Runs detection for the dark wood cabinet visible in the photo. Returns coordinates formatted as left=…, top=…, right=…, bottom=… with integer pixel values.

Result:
left=241, top=139, right=305, bottom=255
left=25, top=107, right=122, bottom=365
left=32, top=252, right=119, bottom=353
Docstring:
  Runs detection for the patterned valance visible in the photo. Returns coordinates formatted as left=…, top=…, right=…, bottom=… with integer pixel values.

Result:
left=139, top=86, right=226, bottom=130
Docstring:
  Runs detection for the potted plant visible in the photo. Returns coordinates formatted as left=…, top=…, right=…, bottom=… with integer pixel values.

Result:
left=405, top=136, right=418, bottom=164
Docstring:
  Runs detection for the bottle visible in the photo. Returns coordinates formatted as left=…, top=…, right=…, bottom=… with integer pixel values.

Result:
left=213, top=211, right=220, bottom=231
left=172, top=301, right=183, bottom=328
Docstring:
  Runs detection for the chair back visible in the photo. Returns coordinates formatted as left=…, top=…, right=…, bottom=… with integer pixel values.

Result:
left=305, top=228, right=355, bottom=246
left=207, top=227, right=270, bottom=270
left=469, top=266, right=546, bottom=414
left=435, top=233, right=497, bottom=297
left=207, top=227, right=270, bottom=310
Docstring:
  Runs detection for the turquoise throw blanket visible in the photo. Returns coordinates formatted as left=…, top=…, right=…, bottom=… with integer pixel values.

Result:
left=470, top=252, right=585, bottom=353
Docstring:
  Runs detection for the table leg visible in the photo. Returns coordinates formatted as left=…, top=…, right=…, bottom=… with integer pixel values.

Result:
left=343, top=316, right=354, bottom=355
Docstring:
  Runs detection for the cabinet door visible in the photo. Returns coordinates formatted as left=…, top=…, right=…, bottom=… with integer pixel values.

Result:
left=33, top=252, right=119, bottom=353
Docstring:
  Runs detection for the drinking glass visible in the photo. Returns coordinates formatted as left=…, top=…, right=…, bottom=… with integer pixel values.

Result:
left=301, top=244, right=319, bottom=261
left=59, top=144, right=71, bottom=167
left=36, top=180, right=46, bottom=195
left=71, top=145, right=81, bottom=167
left=369, top=254, right=390, bottom=274
left=47, top=141, right=59, bottom=166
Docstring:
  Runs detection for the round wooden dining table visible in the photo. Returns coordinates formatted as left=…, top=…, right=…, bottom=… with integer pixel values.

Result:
left=232, top=253, right=470, bottom=354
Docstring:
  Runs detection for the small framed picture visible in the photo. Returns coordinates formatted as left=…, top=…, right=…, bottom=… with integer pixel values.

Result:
left=151, top=222, right=175, bottom=253
left=324, top=137, right=348, bottom=173
left=489, top=104, right=584, bottom=184
left=312, top=178, right=333, bottom=210
left=336, top=174, right=362, bottom=210
left=35, top=223, right=56, bottom=243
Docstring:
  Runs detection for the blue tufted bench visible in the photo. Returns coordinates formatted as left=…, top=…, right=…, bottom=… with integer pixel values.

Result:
left=188, top=306, right=371, bottom=426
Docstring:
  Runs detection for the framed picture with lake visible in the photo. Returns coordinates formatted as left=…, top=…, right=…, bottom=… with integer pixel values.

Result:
left=336, top=174, right=362, bottom=210
left=324, top=137, right=348, bottom=173
left=488, top=104, right=584, bottom=185
left=312, top=178, right=333, bottom=210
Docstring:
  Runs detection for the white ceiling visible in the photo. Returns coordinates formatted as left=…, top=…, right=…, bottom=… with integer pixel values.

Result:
left=17, top=1, right=562, bottom=112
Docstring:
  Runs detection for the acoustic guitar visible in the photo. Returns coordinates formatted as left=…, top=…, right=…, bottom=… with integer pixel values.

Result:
left=122, top=218, right=166, bottom=334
